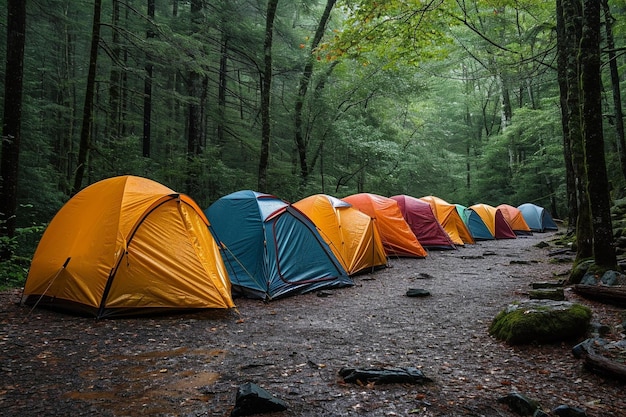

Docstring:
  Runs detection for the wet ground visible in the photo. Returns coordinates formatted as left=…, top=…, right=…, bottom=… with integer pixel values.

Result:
left=1, top=232, right=625, bottom=416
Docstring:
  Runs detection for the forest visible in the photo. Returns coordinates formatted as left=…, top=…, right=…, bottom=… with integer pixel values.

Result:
left=1, top=0, right=625, bottom=287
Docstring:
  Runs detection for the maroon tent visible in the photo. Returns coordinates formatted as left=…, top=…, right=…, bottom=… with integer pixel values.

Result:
left=391, top=195, right=456, bottom=250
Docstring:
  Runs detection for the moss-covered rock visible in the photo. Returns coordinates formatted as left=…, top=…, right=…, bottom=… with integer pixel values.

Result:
left=568, top=259, right=594, bottom=284
left=529, top=288, right=565, bottom=301
left=489, top=300, right=592, bottom=345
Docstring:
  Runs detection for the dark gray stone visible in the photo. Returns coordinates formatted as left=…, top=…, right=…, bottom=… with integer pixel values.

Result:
left=552, top=404, right=587, bottom=417
left=339, top=367, right=432, bottom=385
left=406, top=288, right=431, bottom=297
left=231, top=382, right=288, bottom=417
left=600, top=270, right=626, bottom=286
left=497, top=392, right=540, bottom=416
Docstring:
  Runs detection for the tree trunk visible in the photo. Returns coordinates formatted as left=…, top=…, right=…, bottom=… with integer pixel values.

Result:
left=601, top=0, right=626, bottom=183
left=143, top=0, right=155, bottom=158
left=294, top=0, right=336, bottom=186
left=107, top=0, right=121, bottom=142
left=556, top=0, right=577, bottom=234
left=217, top=31, right=229, bottom=154
left=185, top=0, right=205, bottom=196
left=258, top=0, right=279, bottom=192
left=0, top=0, right=27, bottom=253
left=72, top=0, right=102, bottom=195
left=580, top=0, right=616, bottom=268
left=562, top=0, right=593, bottom=260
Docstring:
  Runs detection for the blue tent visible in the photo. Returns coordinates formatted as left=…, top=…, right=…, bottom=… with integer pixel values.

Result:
left=456, top=204, right=494, bottom=241
left=206, top=190, right=352, bottom=300
left=518, top=203, right=558, bottom=232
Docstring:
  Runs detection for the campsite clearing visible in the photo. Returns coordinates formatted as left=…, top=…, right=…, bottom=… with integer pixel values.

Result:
left=2, top=232, right=626, bottom=416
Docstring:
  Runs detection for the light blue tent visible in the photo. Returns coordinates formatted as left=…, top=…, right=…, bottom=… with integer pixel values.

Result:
left=206, top=190, right=352, bottom=300
left=518, top=203, right=558, bottom=232
left=456, top=204, right=494, bottom=241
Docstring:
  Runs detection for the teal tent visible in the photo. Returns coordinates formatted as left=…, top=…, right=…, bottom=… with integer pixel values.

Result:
left=206, top=190, right=352, bottom=300
left=456, top=204, right=494, bottom=241
left=518, top=203, right=558, bottom=232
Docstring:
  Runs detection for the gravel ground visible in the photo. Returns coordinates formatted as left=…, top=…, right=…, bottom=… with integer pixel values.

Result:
left=1, top=231, right=625, bottom=417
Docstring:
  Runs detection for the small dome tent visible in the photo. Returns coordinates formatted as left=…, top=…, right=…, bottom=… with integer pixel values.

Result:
left=293, top=194, right=388, bottom=275
left=391, top=194, right=456, bottom=250
left=342, top=193, right=428, bottom=258
left=456, top=204, right=494, bottom=241
left=206, top=190, right=352, bottom=300
left=497, top=204, right=532, bottom=235
left=518, top=203, right=559, bottom=232
left=420, top=196, right=475, bottom=245
left=469, top=204, right=516, bottom=239
left=22, top=175, right=235, bottom=318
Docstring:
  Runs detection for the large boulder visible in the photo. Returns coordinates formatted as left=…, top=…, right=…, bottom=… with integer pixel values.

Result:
left=489, top=300, right=592, bottom=345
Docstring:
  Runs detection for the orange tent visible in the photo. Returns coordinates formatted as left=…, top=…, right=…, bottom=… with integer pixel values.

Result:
left=22, top=175, right=234, bottom=318
left=496, top=204, right=532, bottom=235
left=420, top=196, right=474, bottom=245
left=294, top=194, right=388, bottom=275
left=470, top=203, right=517, bottom=239
left=342, top=193, right=427, bottom=258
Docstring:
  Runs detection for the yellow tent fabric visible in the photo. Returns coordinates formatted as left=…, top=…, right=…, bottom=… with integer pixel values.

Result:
left=22, top=175, right=234, bottom=318
left=496, top=204, right=532, bottom=235
left=420, top=196, right=474, bottom=245
left=293, top=194, right=388, bottom=275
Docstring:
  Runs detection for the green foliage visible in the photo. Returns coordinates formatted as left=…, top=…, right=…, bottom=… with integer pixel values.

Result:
left=327, top=0, right=456, bottom=66
left=0, top=223, right=46, bottom=290
left=5, top=0, right=624, bottom=276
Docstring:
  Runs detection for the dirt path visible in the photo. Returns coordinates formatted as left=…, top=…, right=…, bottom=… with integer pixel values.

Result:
left=1, top=232, right=625, bottom=416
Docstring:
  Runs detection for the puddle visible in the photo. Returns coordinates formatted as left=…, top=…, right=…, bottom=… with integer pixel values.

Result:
left=64, top=348, right=226, bottom=414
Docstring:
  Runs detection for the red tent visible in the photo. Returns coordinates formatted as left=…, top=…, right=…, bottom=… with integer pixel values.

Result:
left=391, top=195, right=456, bottom=250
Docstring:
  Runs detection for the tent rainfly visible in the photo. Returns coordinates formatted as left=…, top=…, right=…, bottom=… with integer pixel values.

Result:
left=391, top=194, right=456, bottom=250
left=342, top=193, right=428, bottom=258
left=293, top=194, right=388, bottom=275
left=456, top=204, right=494, bottom=241
left=518, top=203, right=559, bottom=232
left=206, top=190, right=353, bottom=300
left=420, top=196, right=475, bottom=245
left=497, top=204, right=532, bottom=235
left=22, top=175, right=235, bottom=318
left=469, top=204, right=517, bottom=239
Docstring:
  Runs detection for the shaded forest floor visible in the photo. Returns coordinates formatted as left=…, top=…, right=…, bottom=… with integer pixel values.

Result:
left=2, top=232, right=625, bottom=417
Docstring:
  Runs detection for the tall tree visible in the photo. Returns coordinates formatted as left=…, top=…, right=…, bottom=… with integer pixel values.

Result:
left=556, top=0, right=577, bottom=236
left=580, top=0, right=616, bottom=268
left=258, top=0, right=279, bottom=192
left=143, top=0, right=155, bottom=158
left=602, top=0, right=626, bottom=182
left=72, top=0, right=102, bottom=195
left=294, top=0, right=336, bottom=186
left=0, top=0, right=27, bottom=253
left=562, top=0, right=593, bottom=260
left=107, top=0, right=122, bottom=142
left=185, top=0, right=206, bottom=196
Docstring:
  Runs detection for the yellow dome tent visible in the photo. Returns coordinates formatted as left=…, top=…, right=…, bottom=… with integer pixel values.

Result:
left=419, top=196, right=474, bottom=246
left=469, top=203, right=517, bottom=239
left=22, top=175, right=234, bottom=318
left=294, top=194, right=388, bottom=275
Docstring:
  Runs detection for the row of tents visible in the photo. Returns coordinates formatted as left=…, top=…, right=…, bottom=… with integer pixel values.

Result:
left=21, top=175, right=558, bottom=318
